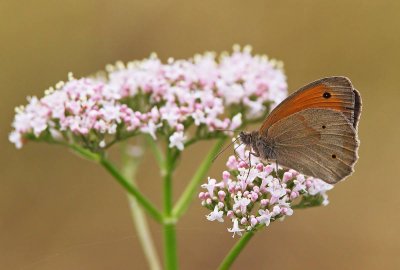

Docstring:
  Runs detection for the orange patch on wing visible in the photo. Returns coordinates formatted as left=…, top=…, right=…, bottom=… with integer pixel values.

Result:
left=260, top=84, right=351, bottom=134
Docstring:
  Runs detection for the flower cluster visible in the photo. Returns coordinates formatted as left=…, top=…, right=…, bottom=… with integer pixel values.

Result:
left=199, top=144, right=333, bottom=237
left=9, top=46, right=287, bottom=151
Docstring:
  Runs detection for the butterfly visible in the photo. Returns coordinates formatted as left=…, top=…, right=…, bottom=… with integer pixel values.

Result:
left=239, top=76, right=361, bottom=184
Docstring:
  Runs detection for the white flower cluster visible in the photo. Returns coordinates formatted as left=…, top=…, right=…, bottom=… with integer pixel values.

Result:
left=10, top=46, right=287, bottom=151
left=200, top=144, right=333, bottom=237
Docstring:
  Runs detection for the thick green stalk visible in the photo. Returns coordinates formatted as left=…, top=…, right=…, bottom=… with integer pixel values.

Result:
left=121, top=145, right=162, bottom=270
left=172, top=138, right=226, bottom=218
left=163, top=147, right=178, bottom=270
left=163, top=221, right=178, bottom=270
left=218, top=229, right=257, bottom=270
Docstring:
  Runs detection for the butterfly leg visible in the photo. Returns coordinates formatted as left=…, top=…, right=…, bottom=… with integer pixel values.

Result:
left=269, top=159, right=280, bottom=179
left=245, top=151, right=260, bottom=181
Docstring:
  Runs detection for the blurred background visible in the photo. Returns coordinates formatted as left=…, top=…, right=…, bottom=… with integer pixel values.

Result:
left=1, top=1, right=399, bottom=269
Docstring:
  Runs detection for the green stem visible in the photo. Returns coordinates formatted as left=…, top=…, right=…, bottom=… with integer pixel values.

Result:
left=163, top=146, right=178, bottom=270
left=218, top=229, right=257, bottom=270
left=121, top=145, right=162, bottom=270
left=172, top=138, right=226, bottom=218
left=99, top=156, right=164, bottom=224
left=69, top=144, right=101, bottom=161
left=163, top=222, right=178, bottom=270
left=146, top=135, right=165, bottom=168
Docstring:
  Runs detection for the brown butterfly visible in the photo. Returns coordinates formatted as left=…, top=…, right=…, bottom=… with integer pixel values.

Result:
left=239, top=76, right=361, bottom=184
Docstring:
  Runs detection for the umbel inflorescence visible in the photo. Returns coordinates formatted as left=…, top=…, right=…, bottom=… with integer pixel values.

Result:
left=200, top=143, right=334, bottom=237
left=9, top=45, right=287, bottom=152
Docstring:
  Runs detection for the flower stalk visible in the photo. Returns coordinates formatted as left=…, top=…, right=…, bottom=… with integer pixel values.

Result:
left=99, top=157, right=164, bottom=223
left=121, top=143, right=162, bottom=270
left=162, top=145, right=179, bottom=270
left=218, top=227, right=258, bottom=270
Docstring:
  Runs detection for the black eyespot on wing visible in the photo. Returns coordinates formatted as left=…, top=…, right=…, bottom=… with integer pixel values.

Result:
left=322, top=125, right=326, bottom=129
left=332, top=154, right=336, bottom=159
left=323, top=92, right=331, bottom=99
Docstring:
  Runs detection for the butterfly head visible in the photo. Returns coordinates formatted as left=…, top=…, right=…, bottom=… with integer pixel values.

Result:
left=239, top=130, right=276, bottom=161
left=239, top=131, right=259, bottom=146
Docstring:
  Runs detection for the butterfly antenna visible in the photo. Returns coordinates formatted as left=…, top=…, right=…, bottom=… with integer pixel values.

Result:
left=214, top=128, right=239, bottom=133
left=234, top=142, right=245, bottom=163
left=212, top=137, right=240, bottom=163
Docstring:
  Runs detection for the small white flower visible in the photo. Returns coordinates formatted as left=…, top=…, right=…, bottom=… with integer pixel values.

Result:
left=321, top=193, right=330, bottom=206
left=260, top=175, right=274, bottom=190
left=233, top=196, right=251, bottom=214
left=99, top=140, right=106, bottom=148
left=238, top=167, right=259, bottom=189
left=160, top=104, right=180, bottom=127
left=9, top=131, right=22, bottom=149
left=272, top=205, right=281, bottom=216
left=277, top=198, right=294, bottom=216
left=201, top=177, right=219, bottom=197
left=206, top=206, right=224, bottom=222
left=266, top=178, right=287, bottom=199
left=192, top=109, right=206, bottom=126
left=293, top=179, right=307, bottom=193
left=228, top=219, right=244, bottom=238
left=141, top=120, right=162, bottom=140
left=257, top=209, right=272, bottom=226
left=168, top=131, right=187, bottom=151
left=308, top=179, right=334, bottom=195
left=229, top=113, right=242, bottom=130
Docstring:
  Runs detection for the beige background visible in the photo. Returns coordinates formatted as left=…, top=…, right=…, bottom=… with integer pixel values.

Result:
left=1, top=1, right=400, bottom=269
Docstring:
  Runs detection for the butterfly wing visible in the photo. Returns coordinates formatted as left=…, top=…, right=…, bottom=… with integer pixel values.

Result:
left=267, top=108, right=359, bottom=184
left=260, top=77, right=362, bottom=136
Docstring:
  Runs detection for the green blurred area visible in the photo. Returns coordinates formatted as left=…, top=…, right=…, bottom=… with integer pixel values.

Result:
left=1, top=1, right=399, bottom=269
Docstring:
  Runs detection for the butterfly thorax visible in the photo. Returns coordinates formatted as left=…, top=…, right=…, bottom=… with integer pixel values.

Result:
left=239, top=131, right=276, bottom=161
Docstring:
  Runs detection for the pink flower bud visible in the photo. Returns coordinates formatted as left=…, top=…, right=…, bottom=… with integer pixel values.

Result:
left=198, top=192, right=205, bottom=200
left=227, top=211, right=234, bottom=219
left=305, top=180, right=312, bottom=188
left=240, top=217, right=247, bottom=225
left=218, top=190, right=226, bottom=201
left=226, top=156, right=238, bottom=170
left=251, top=217, right=258, bottom=226
left=282, top=172, right=293, bottom=183
left=261, top=199, right=269, bottom=207
left=175, top=123, right=184, bottom=131
left=251, top=192, right=258, bottom=202
left=222, top=171, right=230, bottom=180
left=235, top=185, right=242, bottom=193
left=264, top=165, right=273, bottom=174
left=238, top=161, right=248, bottom=168
left=256, top=163, right=263, bottom=171
left=290, top=191, right=299, bottom=200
